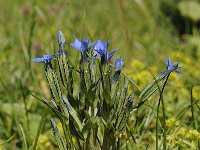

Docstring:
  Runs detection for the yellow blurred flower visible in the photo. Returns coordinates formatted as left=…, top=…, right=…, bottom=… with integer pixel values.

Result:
left=173, top=51, right=191, bottom=64
left=130, top=59, right=145, bottom=70
left=132, top=70, right=152, bottom=88
left=36, top=134, right=51, bottom=150
left=188, top=130, right=200, bottom=140
left=169, top=73, right=179, bottom=81
left=192, top=86, right=200, bottom=99
left=38, top=135, right=49, bottom=144
left=176, top=127, right=187, bottom=137
left=166, top=118, right=179, bottom=128
left=167, top=125, right=200, bottom=149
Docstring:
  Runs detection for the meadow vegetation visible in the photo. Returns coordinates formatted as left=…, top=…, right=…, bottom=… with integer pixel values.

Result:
left=0, top=0, right=200, bottom=149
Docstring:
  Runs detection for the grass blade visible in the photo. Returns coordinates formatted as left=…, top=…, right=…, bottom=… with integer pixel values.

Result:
left=32, top=107, right=48, bottom=150
left=19, top=124, right=28, bottom=150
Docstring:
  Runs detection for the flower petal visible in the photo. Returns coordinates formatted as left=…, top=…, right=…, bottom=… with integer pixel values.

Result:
left=70, top=43, right=82, bottom=51
left=88, top=41, right=97, bottom=49
left=166, top=57, right=174, bottom=69
left=83, top=38, right=89, bottom=44
left=32, top=57, right=43, bottom=62
left=70, top=38, right=82, bottom=50
left=43, top=54, right=55, bottom=60
left=103, top=39, right=109, bottom=49
left=95, top=40, right=104, bottom=51
left=95, top=40, right=106, bottom=57
left=108, top=48, right=117, bottom=60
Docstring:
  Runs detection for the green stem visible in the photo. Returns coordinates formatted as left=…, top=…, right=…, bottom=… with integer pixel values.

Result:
left=0, top=134, right=16, bottom=147
left=190, top=87, right=200, bottom=148
left=156, top=75, right=169, bottom=150
left=190, top=86, right=195, bottom=129
left=27, top=0, right=37, bottom=79
left=19, top=124, right=28, bottom=150
left=32, top=107, right=48, bottom=150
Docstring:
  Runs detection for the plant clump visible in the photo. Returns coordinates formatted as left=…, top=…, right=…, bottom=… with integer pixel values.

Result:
left=32, top=31, right=182, bottom=149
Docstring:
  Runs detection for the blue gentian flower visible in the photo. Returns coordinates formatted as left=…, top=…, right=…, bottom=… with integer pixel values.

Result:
left=160, top=57, right=183, bottom=77
left=165, top=57, right=182, bottom=72
left=32, top=54, right=57, bottom=64
left=32, top=53, right=60, bottom=70
left=113, top=57, right=124, bottom=81
left=94, top=39, right=108, bottom=56
left=57, top=31, right=65, bottom=44
left=57, top=31, right=66, bottom=54
left=114, top=57, right=124, bottom=72
left=70, top=38, right=96, bottom=54
left=94, top=39, right=117, bottom=62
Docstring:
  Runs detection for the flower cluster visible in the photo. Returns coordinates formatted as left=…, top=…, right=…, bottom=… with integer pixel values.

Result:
left=33, top=32, right=182, bottom=79
left=166, top=119, right=200, bottom=149
left=32, top=31, right=123, bottom=80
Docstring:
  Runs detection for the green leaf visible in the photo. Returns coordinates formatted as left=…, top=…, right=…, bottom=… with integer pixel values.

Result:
left=79, top=63, right=87, bottom=110
left=111, top=80, right=119, bottom=106
left=31, top=93, right=65, bottom=120
left=62, top=96, right=84, bottom=140
left=126, top=92, right=134, bottom=110
left=45, top=68, right=62, bottom=103
left=50, top=118, right=66, bottom=150
left=115, top=108, right=129, bottom=133
left=86, top=83, right=97, bottom=104
left=19, top=124, right=28, bottom=150
left=139, top=72, right=168, bottom=103
left=57, top=52, right=69, bottom=88
left=103, top=90, right=111, bottom=104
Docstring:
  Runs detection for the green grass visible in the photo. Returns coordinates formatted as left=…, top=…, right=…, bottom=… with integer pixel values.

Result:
left=0, top=0, right=200, bottom=149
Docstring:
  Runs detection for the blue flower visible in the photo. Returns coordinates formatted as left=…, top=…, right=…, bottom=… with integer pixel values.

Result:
left=32, top=53, right=59, bottom=64
left=94, top=39, right=117, bottom=61
left=57, top=31, right=65, bottom=44
left=113, top=57, right=124, bottom=81
left=57, top=31, right=66, bottom=54
left=70, top=38, right=96, bottom=54
left=114, top=57, right=124, bottom=72
left=94, top=39, right=108, bottom=56
left=165, top=57, right=182, bottom=72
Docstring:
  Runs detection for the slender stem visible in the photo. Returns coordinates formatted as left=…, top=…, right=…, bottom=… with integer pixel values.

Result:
left=156, top=75, right=169, bottom=150
left=161, top=86, right=167, bottom=149
left=190, top=87, right=200, bottom=148
left=23, top=97, right=30, bottom=130
left=190, top=87, right=195, bottom=128
left=0, top=134, right=16, bottom=147
left=19, top=80, right=30, bottom=130
left=27, top=0, right=37, bottom=80
left=32, top=107, right=48, bottom=150
left=117, top=135, right=121, bottom=150
left=19, top=124, right=28, bottom=150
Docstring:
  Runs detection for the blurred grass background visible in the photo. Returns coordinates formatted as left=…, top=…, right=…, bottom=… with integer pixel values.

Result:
left=0, top=0, right=200, bottom=149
